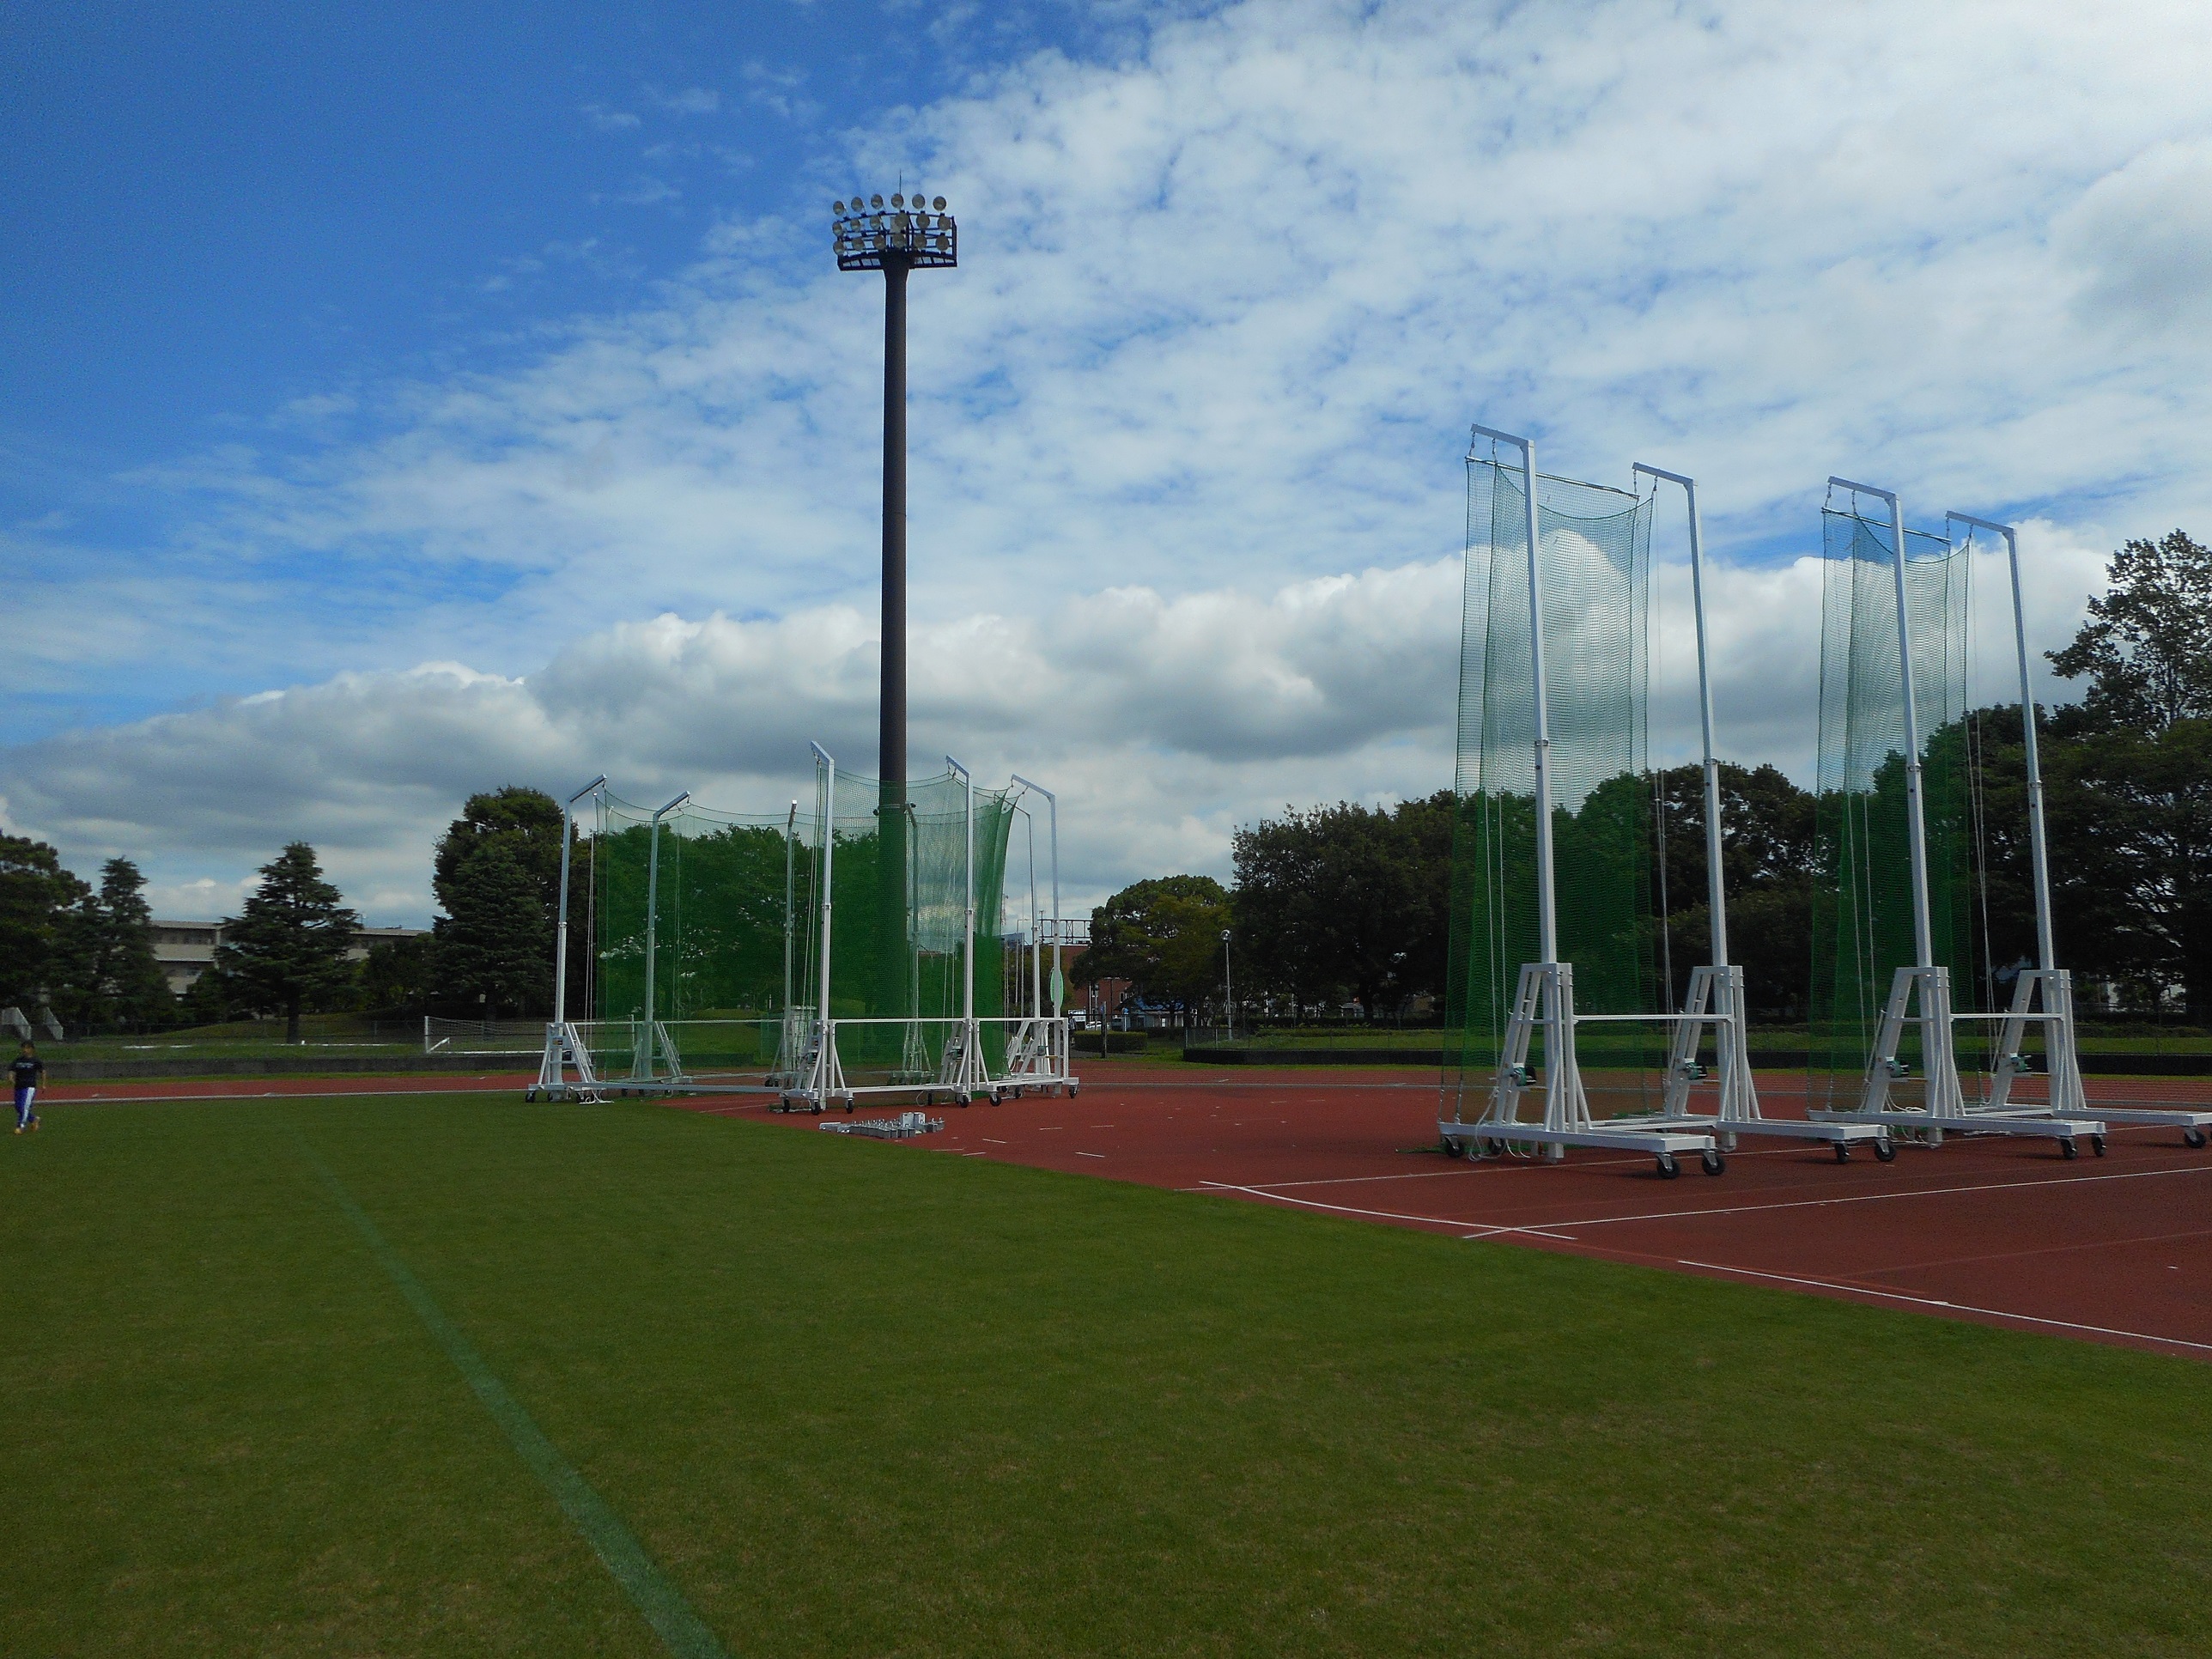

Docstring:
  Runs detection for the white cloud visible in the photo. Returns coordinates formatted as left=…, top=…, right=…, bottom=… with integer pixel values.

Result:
left=13, top=2, right=2197, bottom=920
left=3, top=537, right=2107, bottom=924
left=652, top=87, right=723, bottom=117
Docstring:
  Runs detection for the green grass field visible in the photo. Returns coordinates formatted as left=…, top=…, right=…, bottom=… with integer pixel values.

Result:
left=5, top=1092, right=2209, bottom=1656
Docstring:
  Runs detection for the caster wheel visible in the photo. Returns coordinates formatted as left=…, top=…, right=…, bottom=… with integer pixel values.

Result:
left=1442, top=1138, right=1465, bottom=1159
left=1479, top=1138, right=1505, bottom=1159
left=1873, top=1137, right=1897, bottom=1163
left=1656, top=1152, right=1681, bottom=1180
left=2091, top=1133, right=2106, bottom=1158
left=2060, top=1137, right=2078, bottom=1160
left=2186, top=1127, right=2208, bottom=1150
left=845, top=1102, right=854, bottom=1115
left=525, top=1088, right=538, bottom=1103
left=811, top=1103, right=823, bottom=1116
left=1833, top=1141, right=1851, bottom=1164
left=1700, top=1148, right=1726, bottom=1176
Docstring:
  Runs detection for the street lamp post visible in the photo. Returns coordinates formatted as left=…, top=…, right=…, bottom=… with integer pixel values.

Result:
left=1221, top=929, right=1233, bottom=1042
left=833, top=188, right=957, bottom=1016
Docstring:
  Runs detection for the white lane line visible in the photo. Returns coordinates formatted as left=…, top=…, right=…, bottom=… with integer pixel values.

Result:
left=1675, top=1259, right=2212, bottom=1356
left=1226, top=1160, right=2212, bottom=1236
left=1074, top=1152, right=1106, bottom=1159
left=1498, top=1162, right=2212, bottom=1235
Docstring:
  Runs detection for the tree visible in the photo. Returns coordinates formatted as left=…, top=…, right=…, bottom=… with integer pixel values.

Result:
left=360, top=934, right=434, bottom=1014
left=0, top=836, right=89, bottom=1015
left=177, top=962, right=237, bottom=1028
left=50, top=857, right=173, bottom=1030
left=1081, top=876, right=1232, bottom=1018
left=1232, top=796, right=1454, bottom=1018
left=2045, top=529, right=2212, bottom=1017
left=2048, top=530, right=2212, bottom=733
left=1647, top=763, right=1820, bottom=1018
left=429, top=787, right=566, bottom=1016
left=217, top=843, right=361, bottom=1042
left=430, top=841, right=549, bottom=1018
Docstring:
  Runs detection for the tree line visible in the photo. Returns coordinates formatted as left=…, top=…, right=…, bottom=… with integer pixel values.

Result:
left=1, top=786, right=577, bottom=1041
left=1081, top=530, right=2212, bottom=1028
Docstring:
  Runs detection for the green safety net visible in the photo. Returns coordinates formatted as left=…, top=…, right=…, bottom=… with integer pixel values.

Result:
left=1809, top=504, right=1975, bottom=1103
left=799, top=757, right=1018, bottom=1085
left=586, top=793, right=810, bottom=1078
left=1444, top=455, right=1661, bottom=1120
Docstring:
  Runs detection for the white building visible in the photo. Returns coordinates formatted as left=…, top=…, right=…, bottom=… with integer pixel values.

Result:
left=152, top=920, right=428, bottom=996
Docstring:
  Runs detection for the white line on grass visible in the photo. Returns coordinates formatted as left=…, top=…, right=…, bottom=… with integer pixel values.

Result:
left=295, top=1139, right=730, bottom=1659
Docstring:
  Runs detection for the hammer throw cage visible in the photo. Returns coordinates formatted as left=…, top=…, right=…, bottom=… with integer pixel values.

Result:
left=1439, top=423, right=1725, bottom=1178
left=1806, top=481, right=2106, bottom=1153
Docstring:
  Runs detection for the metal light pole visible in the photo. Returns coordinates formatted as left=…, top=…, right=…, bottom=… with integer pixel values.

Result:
left=833, top=187, right=957, bottom=1013
left=1221, top=929, right=1233, bottom=1041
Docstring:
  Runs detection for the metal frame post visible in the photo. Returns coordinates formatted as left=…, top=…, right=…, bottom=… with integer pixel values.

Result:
left=1011, top=775, right=1060, bottom=1017
left=811, top=745, right=836, bottom=1030
left=782, top=799, right=799, bottom=1012
left=1633, top=465, right=1727, bottom=963
left=946, top=755, right=975, bottom=1026
left=1947, top=514, right=2055, bottom=971
left=641, top=791, right=690, bottom=1075
left=1832, top=478, right=1936, bottom=969
left=1473, top=423, right=1559, bottom=963
left=552, top=775, right=606, bottom=1030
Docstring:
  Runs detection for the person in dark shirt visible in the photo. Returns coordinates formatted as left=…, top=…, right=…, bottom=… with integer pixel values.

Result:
left=11, top=1041, right=42, bottom=1133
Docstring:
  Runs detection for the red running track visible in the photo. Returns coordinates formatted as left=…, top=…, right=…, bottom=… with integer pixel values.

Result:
left=702, top=1063, right=2212, bottom=1363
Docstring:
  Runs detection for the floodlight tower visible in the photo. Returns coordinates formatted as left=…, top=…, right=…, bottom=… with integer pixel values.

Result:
left=831, top=189, right=958, bottom=795
left=833, top=187, right=957, bottom=1018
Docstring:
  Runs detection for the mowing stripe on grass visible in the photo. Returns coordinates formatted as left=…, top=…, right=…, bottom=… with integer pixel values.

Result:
left=295, top=1139, right=731, bottom=1659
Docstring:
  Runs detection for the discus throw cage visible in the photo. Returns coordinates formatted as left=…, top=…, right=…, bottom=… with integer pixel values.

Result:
left=1439, top=424, right=1727, bottom=1179
left=533, top=745, right=1074, bottom=1110
left=1599, top=465, right=1889, bottom=1162
left=1803, top=481, right=2120, bottom=1154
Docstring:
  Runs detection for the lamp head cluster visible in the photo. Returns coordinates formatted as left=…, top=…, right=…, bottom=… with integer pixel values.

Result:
left=832, top=190, right=957, bottom=271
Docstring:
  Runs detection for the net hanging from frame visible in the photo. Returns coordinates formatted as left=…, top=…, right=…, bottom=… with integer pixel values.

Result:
left=1808, top=504, right=1976, bottom=1106
left=1444, top=455, right=1662, bottom=1121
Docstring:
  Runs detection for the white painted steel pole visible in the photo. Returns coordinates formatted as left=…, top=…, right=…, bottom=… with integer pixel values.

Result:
left=782, top=799, right=799, bottom=1011
left=947, top=755, right=974, bottom=1024
left=1636, top=465, right=1727, bottom=965
left=552, top=775, right=606, bottom=1029
left=1952, top=513, right=2055, bottom=971
left=810, top=746, right=836, bottom=1029
left=1833, top=477, right=1936, bottom=969
left=642, top=791, right=690, bottom=1057
left=1011, top=775, right=1060, bottom=1016
left=1473, top=423, right=1558, bottom=963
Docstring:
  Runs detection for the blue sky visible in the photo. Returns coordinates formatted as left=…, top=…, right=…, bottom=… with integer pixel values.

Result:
left=4, top=1, right=2209, bottom=923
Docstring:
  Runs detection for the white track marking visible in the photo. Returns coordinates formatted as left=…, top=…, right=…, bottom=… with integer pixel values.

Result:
left=1196, top=1180, right=1575, bottom=1238
left=1224, top=1160, right=2212, bottom=1235
left=1675, top=1260, right=2212, bottom=1355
